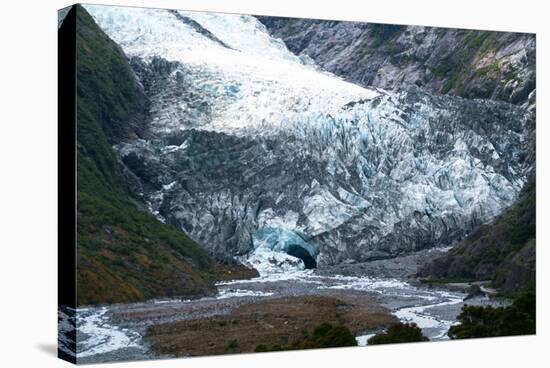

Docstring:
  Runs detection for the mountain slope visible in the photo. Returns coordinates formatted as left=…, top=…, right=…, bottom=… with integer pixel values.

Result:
left=419, top=180, right=535, bottom=292
left=74, top=5, right=220, bottom=305
left=85, top=5, right=533, bottom=269
left=258, top=18, right=535, bottom=107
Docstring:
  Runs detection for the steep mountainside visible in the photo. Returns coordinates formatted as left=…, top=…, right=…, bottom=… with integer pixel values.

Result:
left=258, top=18, right=535, bottom=107
left=419, top=180, right=535, bottom=292
left=74, top=5, right=221, bottom=305
left=85, top=6, right=533, bottom=269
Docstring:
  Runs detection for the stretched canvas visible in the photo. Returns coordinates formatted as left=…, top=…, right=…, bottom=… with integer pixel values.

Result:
left=58, top=3, right=536, bottom=364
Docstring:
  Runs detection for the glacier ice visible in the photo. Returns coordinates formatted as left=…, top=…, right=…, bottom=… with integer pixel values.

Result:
left=85, top=5, right=533, bottom=266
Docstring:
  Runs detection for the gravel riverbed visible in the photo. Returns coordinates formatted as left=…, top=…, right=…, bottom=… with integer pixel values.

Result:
left=60, top=249, right=509, bottom=363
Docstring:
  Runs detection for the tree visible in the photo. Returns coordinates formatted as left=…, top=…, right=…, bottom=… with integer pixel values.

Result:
left=367, top=323, right=429, bottom=345
left=448, top=291, right=535, bottom=339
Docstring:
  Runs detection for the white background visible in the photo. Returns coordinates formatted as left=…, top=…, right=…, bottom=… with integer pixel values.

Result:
left=0, top=0, right=547, bottom=367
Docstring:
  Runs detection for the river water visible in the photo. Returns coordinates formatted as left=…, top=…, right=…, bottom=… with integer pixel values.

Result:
left=59, top=255, right=505, bottom=363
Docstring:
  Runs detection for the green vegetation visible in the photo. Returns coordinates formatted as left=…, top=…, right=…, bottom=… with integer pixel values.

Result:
left=367, top=323, right=429, bottom=345
left=420, top=180, right=535, bottom=294
left=368, top=24, right=403, bottom=48
left=255, top=323, right=357, bottom=352
left=254, top=344, right=269, bottom=352
left=74, top=5, right=223, bottom=305
left=429, top=30, right=504, bottom=98
left=449, top=290, right=535, bottom=339
left=225, top=339, right=240, bottom=353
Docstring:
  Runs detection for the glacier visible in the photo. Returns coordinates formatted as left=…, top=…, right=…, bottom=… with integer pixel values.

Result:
left=85, top=5, right=532, bottom=267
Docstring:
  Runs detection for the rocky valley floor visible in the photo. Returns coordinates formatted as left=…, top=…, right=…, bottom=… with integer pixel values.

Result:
left=59, top=248, right=510, bottom=364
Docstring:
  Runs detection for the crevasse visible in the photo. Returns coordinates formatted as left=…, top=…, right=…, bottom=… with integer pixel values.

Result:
left=85, top=5, right=531, bottom=267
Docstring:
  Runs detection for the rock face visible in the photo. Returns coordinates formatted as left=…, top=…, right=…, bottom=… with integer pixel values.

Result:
left=258, top=18, right=536, bottom=108
left=260, top=20, right=537, bottom=173
left=85, top=5, right=534, bottom=267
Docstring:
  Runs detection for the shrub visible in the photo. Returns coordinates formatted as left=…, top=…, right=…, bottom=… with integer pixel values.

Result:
left=226, top=339, right=239, bottom=352
left=448, top=291, right=535, bottom=339
left=254, top=344, right=268, bottom=352
left=367, top=323, right=429, bottom=345
left=257, top=323, right=357, bottom=352
left=312, top=323, right=358, bottom=348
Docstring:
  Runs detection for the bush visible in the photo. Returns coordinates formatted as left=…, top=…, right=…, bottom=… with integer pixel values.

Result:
left=226, top=339, right=239, bottom=352
left=312, top=323, right=358, bottom=348
left=255, top=323, right=357, bottom=352
left=448, top=291, right=535, bottom=339
left=254, top=344, right=268, bottom=352
left=367, top=323, right=429, bottom=345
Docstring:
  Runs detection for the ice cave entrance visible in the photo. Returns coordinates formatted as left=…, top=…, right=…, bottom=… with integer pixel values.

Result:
left=286, top=244, right=317, bottom=269
left=253, top=228, right=319, bottom=269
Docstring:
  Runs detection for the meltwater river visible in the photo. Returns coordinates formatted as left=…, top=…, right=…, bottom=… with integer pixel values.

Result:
left=59, top=255, right=507, bottom=364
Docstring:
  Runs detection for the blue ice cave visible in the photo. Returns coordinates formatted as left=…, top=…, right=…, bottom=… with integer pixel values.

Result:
left=253, top=228, right=319, bottom=268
